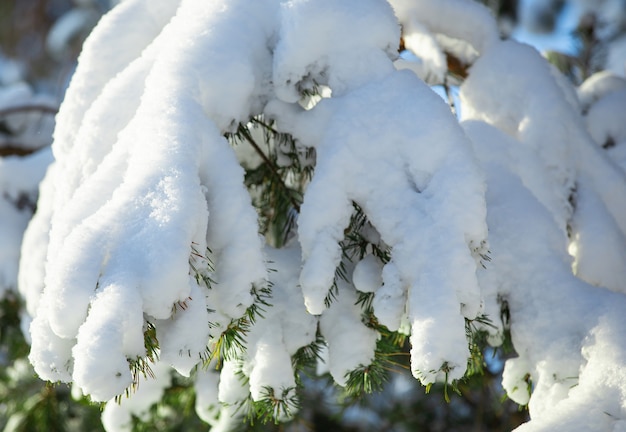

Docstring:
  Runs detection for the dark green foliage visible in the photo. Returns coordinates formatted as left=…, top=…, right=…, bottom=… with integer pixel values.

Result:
left=229, top=118, right=311, bottom=248
left=206, top=281, right=272, bottom=369
left=245, top=386, right=300, bottom=426
left=343, top=203, right=390, bottom=264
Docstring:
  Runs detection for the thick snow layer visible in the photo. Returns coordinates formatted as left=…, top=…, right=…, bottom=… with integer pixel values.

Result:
left=319, top=283, right=379, bottom=386
left=102, top=362, right=171, bottom=432
left=269, top=66, right=487, bottom=382
left=578, top=71, right=626, bottom=111
left=273, top=0, right=400, bottom=102
left=461, top=32, right=626, bottom=429
left=389, top=0, right=498, bottom=55
left=461, top=40, right=626, bottom=242
left=461, top=41, right=577, bottom=234
left=465, top=118, right=626, bottom=429
left=195, top=366, right=240, bottom=431
left=156, top=281, right=212, bottom=377
left=20, top=0, right=491, bottom=402
left=101, top=361, right=172, bottom=432
left=22, top=0, right=273, bottom=400
left=245, top=245, right=317, bottom=404
left=352, top=254, right=384, bottom=294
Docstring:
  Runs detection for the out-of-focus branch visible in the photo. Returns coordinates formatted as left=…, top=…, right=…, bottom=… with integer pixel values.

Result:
left=0, top=104, right=58, bottom=117
left=0, top=145, right=45, bottom=157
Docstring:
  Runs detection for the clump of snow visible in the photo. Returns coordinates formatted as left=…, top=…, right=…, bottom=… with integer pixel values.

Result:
left=244, top=245, right=315, bottom=404
left=513, top=308, right=626, bottom=432
left=585, top=87, right=626, bottom=170
left=0, top=83, right=56, bottom=151
left=195, top=365, right=240, bottom=432
left=398, top=17, right=448, bottom=84
left=269, top=61, right=488, bottom=382
left=352, top=254, right=384, bottom=294
left=101, top=361, right=172, bottom=432
left=194, top=366, right=222, bottom=425
left=390, top=0, right=498, bottom=61
left=568, top=175, right=626, bottom=293
left=22, top=0, right=272, bottom=400
left=0, top=64, right=55, bottom=300
left=578, top=71, right=626, bottom=111
left=217, top=359, right=249, bottom=407
left=606, top=35, right=626, bottom=77
left=70, top=282, right=146, bottom=400
left=577, top=75, right=626, bottom=292
left=319, top=282, right=379, bottom=386
left=155, top=281, right=211, bottom=377
left=460, top=28, right=626, bottom=429
left=212, top=244, right=317, bottom=417
left=273, top=0, right=400, bottom=102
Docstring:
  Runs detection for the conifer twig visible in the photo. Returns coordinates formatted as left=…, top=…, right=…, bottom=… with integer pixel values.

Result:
left=237, top=124, right=301, bottom=212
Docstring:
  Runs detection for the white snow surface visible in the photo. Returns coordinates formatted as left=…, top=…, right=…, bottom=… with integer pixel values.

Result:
left=195, top=365, right=241, bottom=432
left=268, top=64, right=488, bottom=382
left=319, top=282, right=379, bottom=386
left=389, top=0, right=498, bottom=55
left=101, top=361, right=172, bottom=432
left=22, top=0, right=272, bottom=400
left=352, top=254, right=384, bottom=294
left=460, top=33, right=626, bottom=429
left=244, top=245, right=317, bottom=406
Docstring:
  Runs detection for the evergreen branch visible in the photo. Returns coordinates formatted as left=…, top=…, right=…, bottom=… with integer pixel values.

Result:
left=236, top=122, right=300, bottom=213
left=206, top=281, right=272, bottom=368
left=344, top=362, right=387, bottom=396
left=292, top=331, right=325, bottom=372
left=235, top=119, right=307, bottom=246
left=342, top=203, right=390, bottom=263
left=470, top=239, right=491, bottom=269
left=188, top=243, right=216, bottom=290
left=256, top=386, right=300, bottom=423
left=323, top=279, right=340, bottom=309
left=208, top=320, right=248, bottom=367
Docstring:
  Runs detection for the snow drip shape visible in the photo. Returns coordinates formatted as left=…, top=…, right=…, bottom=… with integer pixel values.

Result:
left=21, top=0, right=274, bottom=401
left=386, top=4, right=626, bottom=428
left=20, top=0, right=489, bottom=408
left=459, top=25, right=626, bottom=432
left=267, top=0, right=488, bottom=384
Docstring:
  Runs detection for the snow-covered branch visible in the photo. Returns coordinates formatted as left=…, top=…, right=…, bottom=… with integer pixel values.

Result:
left=6, top=0, right=626, bottom=430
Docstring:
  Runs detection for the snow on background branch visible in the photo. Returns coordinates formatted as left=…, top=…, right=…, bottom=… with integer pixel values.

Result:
left=1, top=0, right=626, bottom=430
